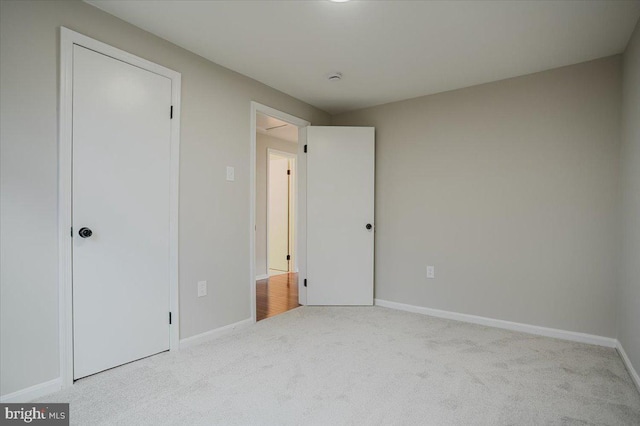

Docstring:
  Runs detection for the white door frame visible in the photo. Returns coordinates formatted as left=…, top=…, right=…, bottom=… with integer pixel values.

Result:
left=58, top=27, right=182, bottom=388
left=250, top=102, right=309, bottom=322
left=266, top=149, right=297, bottom=274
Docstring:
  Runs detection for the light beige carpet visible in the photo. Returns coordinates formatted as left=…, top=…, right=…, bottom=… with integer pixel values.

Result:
left=39, top=306, right=640, bottom=425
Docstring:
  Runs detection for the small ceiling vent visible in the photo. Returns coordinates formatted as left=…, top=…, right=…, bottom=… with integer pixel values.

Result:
left=327, top=72, right=343, bottom=82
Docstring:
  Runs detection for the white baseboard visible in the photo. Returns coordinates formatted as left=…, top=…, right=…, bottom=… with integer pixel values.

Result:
left=1, top=319, right=253, bottom=402
left=0, top=377, right=62, bottom=403
left=255, top=274, right=269, bottom=281
left=374, top=299, right=617, bottom=348
left=1, top=320, right=253, bottom=402
left=616, top=341, right=640, bottom=392
left=179, top=318, right=253, bottom=349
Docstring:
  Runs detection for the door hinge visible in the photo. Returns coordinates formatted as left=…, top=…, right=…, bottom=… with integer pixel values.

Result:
left=286, top=254, right=291, bottom=261
left=287, top=169, right=291, bottom=175
left=304, top=144, right=307, bottom=153
left=170, top=105, right=173, bottom=119
left=304, top=279, right=307, bottom=287
left=70, top=227, right=73, bottom=237
left=169, top=312, right=172, bottom=325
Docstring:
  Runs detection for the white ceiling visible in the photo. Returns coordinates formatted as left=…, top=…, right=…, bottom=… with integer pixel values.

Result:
left=86, top=0, right=640, bottom=114
left=256, top=112, right=298, bottom=143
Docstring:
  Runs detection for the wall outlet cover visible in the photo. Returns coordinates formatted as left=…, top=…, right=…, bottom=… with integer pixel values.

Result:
left=427, top=266, right=435, bottom=279
left=197, top=280, right=207, bottom=297
left=226, top=166, right=235, bottom=181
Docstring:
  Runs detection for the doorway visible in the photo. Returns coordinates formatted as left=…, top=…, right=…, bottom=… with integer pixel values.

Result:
left=252, top=107, right=308, bottom=321
left=249, top=103, right=375, bottom=321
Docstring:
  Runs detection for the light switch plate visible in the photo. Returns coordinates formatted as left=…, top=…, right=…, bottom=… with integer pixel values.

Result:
left=226, top=166, right=235, bottom=181
left=197, top=281, right=207, bottom=297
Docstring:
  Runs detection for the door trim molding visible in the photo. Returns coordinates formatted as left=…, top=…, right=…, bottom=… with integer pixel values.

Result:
left=58, top=27, right=182, bottom=388
left=250, top=102, right=309, bottom=322
left=266, top=148, right=297, bottom=275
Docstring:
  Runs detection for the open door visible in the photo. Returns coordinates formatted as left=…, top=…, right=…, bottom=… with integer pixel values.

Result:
left=306, top=126, right=375, bottom=305
left=268, top=154, right=291, bottom=273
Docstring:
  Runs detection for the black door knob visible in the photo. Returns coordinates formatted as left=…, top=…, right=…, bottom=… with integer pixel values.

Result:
left=78, top=227, right=93, bottom=238
left=366, top=223, right=373, bottom=230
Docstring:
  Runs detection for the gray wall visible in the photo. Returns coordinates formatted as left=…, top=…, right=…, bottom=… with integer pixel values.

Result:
left=0, top=0, right=329, bottom=397
left=255, top=133, right=298, bottom=277
left=618, top=21, right=640, bottom=376
left=1, top=0, right=635, bottom=400
left=333, top=57, right=622, bottom=338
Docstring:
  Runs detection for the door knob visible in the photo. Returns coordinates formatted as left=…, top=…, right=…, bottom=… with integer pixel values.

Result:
left=366, top=223, right=373, bottom=230
left=78, top=227, right=93, bottom=238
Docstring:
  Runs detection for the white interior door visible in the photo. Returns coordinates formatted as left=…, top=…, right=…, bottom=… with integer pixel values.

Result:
left=307, top=126, right=375, bottom=305
left=72, top=45, right=171, bottom=379
left=269, top=156, right=290, bottom=272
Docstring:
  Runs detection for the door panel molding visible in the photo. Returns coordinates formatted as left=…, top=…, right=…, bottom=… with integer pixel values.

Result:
left=59, top=27, right=181, bottom=387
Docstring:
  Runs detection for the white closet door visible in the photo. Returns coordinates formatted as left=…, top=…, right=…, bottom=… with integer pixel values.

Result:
left=72, top=45, right=172, bottom=379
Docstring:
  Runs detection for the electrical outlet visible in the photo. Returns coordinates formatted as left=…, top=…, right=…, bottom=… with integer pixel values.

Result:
left=427, top=266, right=435, bottom=279
left=197, top=281, right=207, bottom=297
left=226, top=166, right=235, bottom=181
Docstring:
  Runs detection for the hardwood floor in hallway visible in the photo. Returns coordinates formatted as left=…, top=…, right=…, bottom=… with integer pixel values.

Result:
left=256, top=272, right=300, bottom=321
